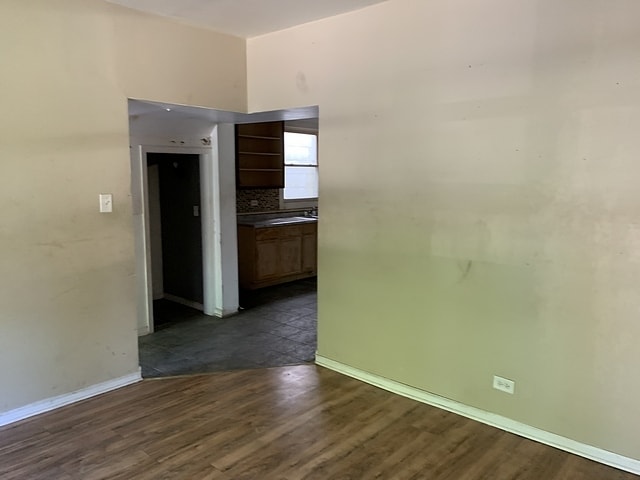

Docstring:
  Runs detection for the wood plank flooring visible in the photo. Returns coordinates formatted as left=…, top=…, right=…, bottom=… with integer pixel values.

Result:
left=0, top=365, right=636, bottom=479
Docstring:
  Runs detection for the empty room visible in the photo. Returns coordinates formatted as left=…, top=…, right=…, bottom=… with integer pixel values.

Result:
left=1, top=0, right=639, bottom=478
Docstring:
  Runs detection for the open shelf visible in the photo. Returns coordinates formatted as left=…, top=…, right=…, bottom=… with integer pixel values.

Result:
left=238, top=134, right=280, bottom=140
left=238, top=152, right=281, bottom=156
left=236, top=121, right=285, bottom=188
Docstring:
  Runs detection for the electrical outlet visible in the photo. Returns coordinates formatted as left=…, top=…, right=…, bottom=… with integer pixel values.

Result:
left=250, top=200, right=259, bottom=207
left=493, top=375, right=515, bottom=394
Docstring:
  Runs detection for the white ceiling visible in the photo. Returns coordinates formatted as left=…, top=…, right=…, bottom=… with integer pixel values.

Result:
left=105, top=0, right=388, bottom=38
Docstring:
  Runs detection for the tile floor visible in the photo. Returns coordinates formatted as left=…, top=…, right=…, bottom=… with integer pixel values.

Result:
left=138, top=278, right=317, bottom=378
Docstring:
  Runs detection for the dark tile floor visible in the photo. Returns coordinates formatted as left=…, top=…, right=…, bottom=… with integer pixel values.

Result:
left=138, top=278, right=317, bottom=378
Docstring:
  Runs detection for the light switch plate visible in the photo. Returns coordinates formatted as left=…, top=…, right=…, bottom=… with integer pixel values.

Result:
left=99, top=194, right=113, bottom=213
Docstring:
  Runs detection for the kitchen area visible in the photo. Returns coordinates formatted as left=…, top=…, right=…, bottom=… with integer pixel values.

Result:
left=235, top=118, right=319, bottom=293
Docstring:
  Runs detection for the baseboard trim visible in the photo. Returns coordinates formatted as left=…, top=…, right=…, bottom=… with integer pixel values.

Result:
left=137, top=326, right=151, bottom=336
left=164, top=293, right=204, bottom=311
left=0, top=370, right=142, bottom=428
left=214, top=307, right=239, bottom=318
left=315, top=355, right=640, bottom=476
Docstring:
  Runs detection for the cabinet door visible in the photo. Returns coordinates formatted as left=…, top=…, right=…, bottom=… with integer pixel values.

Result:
left=255, top=239, right=280, bottom=280
left=279, top=236, right=302, bottom=276
left=302, top=232, right=317, bottom=274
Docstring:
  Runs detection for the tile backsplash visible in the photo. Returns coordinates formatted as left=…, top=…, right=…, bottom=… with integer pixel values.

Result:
left=236, top=189, right=280, bottom=213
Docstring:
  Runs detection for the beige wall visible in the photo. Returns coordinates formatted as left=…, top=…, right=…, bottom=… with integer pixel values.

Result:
left=248, top=0, right=640, bottom=459
left=0, top=0, right=246, bottom=412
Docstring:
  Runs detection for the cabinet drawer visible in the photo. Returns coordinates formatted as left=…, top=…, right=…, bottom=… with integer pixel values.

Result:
left=278, top=225, right=302, bottom=237
left=255, top=227, right=281, bottom=241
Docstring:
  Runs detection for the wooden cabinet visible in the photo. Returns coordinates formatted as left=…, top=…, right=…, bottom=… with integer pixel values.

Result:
left=279, top=236, right=303, bottom=277
left=238, top=222, right=317, bottom=289
left=301, top=229, right=317, bottom=274
left=255, top=239, right=280, bottom=280
left=235, top=121, right=284, bottom=188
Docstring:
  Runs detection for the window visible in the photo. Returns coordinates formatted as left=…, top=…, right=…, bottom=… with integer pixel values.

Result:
left=283, top=132, right=318, bottom=200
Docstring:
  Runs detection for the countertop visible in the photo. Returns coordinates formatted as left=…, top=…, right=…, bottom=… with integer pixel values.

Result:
left=237, top=216, right=318, bottom=228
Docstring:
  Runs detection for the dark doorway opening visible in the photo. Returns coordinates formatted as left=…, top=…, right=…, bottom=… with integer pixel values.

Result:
left=147, top=153, right=202, bottom=327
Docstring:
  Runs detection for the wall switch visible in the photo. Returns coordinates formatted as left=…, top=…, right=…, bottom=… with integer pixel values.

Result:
left=193, top=205, right=200, bottom=217
left=99, top=194, right=113, bottom=213
left=493, top=375, right=515, bottom=394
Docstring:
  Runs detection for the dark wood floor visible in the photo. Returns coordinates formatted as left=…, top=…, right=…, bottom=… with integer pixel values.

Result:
left=0, top=365, right=636, bottom=479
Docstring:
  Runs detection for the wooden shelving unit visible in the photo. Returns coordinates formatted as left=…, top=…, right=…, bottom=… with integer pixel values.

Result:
left=236, top=121, right=284, bottom=188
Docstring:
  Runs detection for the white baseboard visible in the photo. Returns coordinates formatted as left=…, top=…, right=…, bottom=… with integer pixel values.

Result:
left=0, top=370, right=142, bottom=428
left=315, top=355, right=640, bottom=476
left=137, top=326, right=151, bottom=336
left=213, top=307, right=239, bottom=318
left=164, top=293, right=204, bottom=311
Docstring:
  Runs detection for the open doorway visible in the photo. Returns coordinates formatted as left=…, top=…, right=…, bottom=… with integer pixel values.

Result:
left=147, top=153, right=203, bottom=327
left=130, top=100, right=319, bottom=377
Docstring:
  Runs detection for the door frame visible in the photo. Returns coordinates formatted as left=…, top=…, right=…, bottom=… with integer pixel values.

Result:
left=131, top=144, right=218, bottom=335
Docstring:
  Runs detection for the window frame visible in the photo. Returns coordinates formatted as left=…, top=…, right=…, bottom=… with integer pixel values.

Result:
left=280, top=126, right=319, bottom=210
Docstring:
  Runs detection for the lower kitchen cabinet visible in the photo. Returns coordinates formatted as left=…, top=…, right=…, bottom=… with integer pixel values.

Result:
left=238, top=222, right=317, bottom=289
left=301, top=229, right=317, bottom=273
left=278, top=236, right=304, bottom=277
left=255, top=238, right=280, bottom=280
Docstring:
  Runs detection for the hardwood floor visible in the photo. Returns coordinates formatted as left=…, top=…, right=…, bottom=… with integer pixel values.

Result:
left=0, top=365, right=636, bottom=479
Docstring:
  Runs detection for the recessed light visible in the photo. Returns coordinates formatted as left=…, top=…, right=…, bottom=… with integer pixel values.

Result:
left=165, top=108, right=172, bottom=112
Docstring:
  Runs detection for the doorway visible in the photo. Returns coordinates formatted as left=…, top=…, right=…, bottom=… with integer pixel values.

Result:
left=129, top=101, right=319, bottom=376
left=131, top=132, right=239, bottom=336
left=147, top=153, right=203, bottom=324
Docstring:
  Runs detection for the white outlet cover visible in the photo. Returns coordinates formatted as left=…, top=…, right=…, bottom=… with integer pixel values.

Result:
left=493, top=375, right=515, bottom=394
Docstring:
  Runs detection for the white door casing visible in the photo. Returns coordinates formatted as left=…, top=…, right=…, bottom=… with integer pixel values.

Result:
left=130, top=125, right=238, bottom=335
